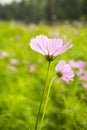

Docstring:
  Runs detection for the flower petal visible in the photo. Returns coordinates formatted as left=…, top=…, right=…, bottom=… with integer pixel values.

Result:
left=54, top=41, right=73, bottom=56
left=55, top=60, right=66, bottom=71
left=30, top=35, right=73, bottom=61
left=55, top=60, right=74, bottom=83
left=30, top=35, right=49, bottom=55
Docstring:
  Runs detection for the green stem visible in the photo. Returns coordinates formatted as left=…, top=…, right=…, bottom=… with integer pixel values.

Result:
left=39, top=75, right=57, bottom=130
left=35, top=61, right=51, bottom=130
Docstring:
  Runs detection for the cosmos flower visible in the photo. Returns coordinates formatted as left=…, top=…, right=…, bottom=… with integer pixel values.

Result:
left=82, top=83, right=87, bottom=89
left=73, top=29, right=79, bottom=35
left=10, top=59, right=19, bottom=65
left=30, top=35, right=73, bottom=61
left=55, top=60, right=74, bottom=83
left=0, top=50, right=9, bottom=59
left=76, top=69, right=87, bottom=80
left=28, top=64, right=36, bottom=72
left=7, top=64, right=17, bottom=72
left=15, top=35, right=20, bottom=40
left=69, top=60, right=86, bottom=69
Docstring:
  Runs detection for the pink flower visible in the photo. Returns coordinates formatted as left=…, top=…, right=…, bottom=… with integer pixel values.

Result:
left=73, top=29, right=79, bottom=35
left=15, top=35, right=20, bottom=40
left=76, top=69, right=87, bottom=80
left=10, top=59, right=19, bottom=65
left=7, top=64, right=17, bottom=72
left=30, top=35, right=73, bottom=61
left=55, top=61, right=74, bottom=83
left=82, top=84, right=87, bottom=89
left=69, top=60, right=86, bottom=69
left=28, top=64, right=36, bottom=72
left=0, top=50, right=9, bottom=58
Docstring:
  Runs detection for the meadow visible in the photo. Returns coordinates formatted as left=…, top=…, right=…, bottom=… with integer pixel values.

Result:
left=0, top=21, right=87, bottom=130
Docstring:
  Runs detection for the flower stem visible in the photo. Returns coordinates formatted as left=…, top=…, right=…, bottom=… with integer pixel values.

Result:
left=35, top=61, right=51, bottom=130
left=39, top=75, right=57, bottom=130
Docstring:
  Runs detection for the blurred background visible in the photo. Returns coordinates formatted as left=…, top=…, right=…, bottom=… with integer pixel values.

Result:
left=0, top=0, right=87, bottom=130
left=0, top=0, right=87, bottom=23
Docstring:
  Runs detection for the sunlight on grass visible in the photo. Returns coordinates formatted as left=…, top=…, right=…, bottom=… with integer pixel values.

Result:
left=0, top=21, right=87, bottom=130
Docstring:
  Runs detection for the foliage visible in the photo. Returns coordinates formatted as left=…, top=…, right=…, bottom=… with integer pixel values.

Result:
left=0, top=0, right=87, bottom=23
left=0, top=21, right=87, bottom=130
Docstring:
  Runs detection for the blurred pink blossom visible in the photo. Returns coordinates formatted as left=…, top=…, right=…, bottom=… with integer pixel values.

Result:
left=73, top=29, right=79, bottom=35
left=82, top=84, right=87, bottom=89
left=10, top=59, right=19, bottom=65
left=0, top=50, right=9, bottom=58
left=15, top=35, right=20, bottom=40
left=76, top=69, right=87, bottom=80
left=30, top=35, right=73, bottom=61
left=28, top=65, right=36, bottom=72
left=7, top=64, right=17, bottom=72
left=78, top=21, right=83, bottom=27
left=55, top=60, right=74, bottom=83
left=69, top=60, right=86, bottom=69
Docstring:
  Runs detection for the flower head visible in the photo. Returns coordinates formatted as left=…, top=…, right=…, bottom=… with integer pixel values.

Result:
left=30, top=35, right=73, bottom=61
left=55, top=60, right=74, bottom=83
left=10, top=59, right=19, bottom=65
left=82, top=83, right=87, bottom=89
left=69, top=60, right=86, bottom=69
left=0, top=50, right=9, bottom=59
left=76, top=69, right=87, bottom=80
left=28, top=64, right=36, bottom=72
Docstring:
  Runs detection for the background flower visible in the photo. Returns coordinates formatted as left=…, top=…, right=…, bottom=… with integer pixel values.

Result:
left=69, top=60, right=86, bottom=69
left=76, top=69, right=87, bottom=80
left=55, top=60, right=74, bottom=83
left=82, top=84, right=87, bottom=89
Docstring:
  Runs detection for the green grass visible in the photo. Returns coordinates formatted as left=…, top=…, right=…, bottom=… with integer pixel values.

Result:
left=0, top=21, right=87, bottom=130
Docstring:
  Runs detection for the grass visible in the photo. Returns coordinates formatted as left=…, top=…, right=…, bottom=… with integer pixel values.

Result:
left=0, top=21, right=87, bottom=130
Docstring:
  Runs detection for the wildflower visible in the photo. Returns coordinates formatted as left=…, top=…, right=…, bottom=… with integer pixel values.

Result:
left=7, top=64, right=17, bottom=72
left=15, top=35, right=20, bottom=40
left=28, top=64, right=36, bottom=72
left=0, top=50, right=9, bottom=58
left=82, top=83, right=87, bottom=89
left=55, top=60, right=74, bottom=83
left=10, top=59, right=19, bottom=65
left=73, top=29, right=79, bottom=35
left=30, top=35, right=73, bottom=61
left=76, top=69, right=87, bottom=80
left=69, top=60, right=86, bottom=69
